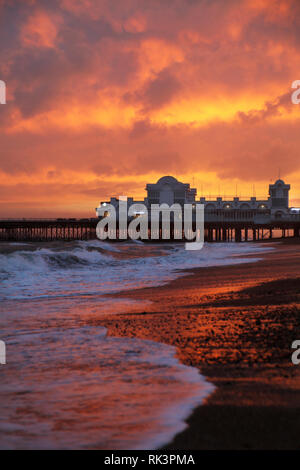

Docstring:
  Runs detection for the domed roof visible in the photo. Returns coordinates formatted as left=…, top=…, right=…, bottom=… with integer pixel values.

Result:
left=275, top=179, right=285, bottom=185
left=156, top=176, right=178, bottom=185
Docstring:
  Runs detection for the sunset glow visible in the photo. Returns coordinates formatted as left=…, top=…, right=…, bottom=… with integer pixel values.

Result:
left=0, top=0, right=300, bottom=216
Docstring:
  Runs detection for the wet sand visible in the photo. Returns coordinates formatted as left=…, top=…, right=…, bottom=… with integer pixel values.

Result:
left=97, top=240, right=300, bottom=449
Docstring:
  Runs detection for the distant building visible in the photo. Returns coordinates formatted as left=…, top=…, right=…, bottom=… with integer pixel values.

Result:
left=97, top=176, right=297, bottom=222
left=268, top=179, right=290, bottom=216
left=146, top=176, right=196, bottom=206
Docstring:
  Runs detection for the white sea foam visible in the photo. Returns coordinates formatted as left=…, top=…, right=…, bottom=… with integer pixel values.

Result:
left=0, top=241, right=273, bottom=301
left=0, top=241, right=272, bottom=449
left=0, top=323, right=213, bottom=450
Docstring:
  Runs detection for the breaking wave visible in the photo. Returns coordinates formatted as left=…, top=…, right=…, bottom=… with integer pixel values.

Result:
left=0, top=240, right=273, bottom=301
left=0, top=240, right=273, bottom=449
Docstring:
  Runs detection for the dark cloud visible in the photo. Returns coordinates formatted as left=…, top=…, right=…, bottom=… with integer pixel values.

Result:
left=237, top=91, right=294, bottom=124
left=140, top=69, right=182, bottom=111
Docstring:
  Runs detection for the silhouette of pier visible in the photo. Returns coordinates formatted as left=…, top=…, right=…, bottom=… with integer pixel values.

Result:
left=0, top=217, right=299, bottom=242
left=0, top=218, right=99, bottom=242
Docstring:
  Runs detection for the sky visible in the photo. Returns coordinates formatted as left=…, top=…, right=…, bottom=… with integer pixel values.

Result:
left=0, top=0, right=300, bottom=217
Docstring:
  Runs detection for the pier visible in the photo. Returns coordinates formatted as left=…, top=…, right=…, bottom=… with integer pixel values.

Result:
left=0, top=218, right=99, bottom=242
left=1, top=177, right=299, bottom=243
left=0, top=217, right=299, bottom=242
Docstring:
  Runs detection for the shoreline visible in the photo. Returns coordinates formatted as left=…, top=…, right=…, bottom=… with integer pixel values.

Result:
left=96, top=239, right=300, bottom=449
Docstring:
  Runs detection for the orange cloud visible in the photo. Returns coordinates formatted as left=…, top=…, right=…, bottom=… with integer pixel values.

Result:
left=21, top=10, right=62, bottom=48
left=0, top=0, right=300, bottom=216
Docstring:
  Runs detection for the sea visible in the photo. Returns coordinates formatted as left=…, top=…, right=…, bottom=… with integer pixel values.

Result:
left=0, top=240, right=271, bottom=449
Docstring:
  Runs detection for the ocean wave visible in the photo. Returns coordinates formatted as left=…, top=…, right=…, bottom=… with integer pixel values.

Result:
left=0, top=241, right=273, bottom=449
left=0, top=246, right=115, bottom=273
left=0, top=242, right=273, bottom=301
left=0, top=325, right=214, bottom=449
